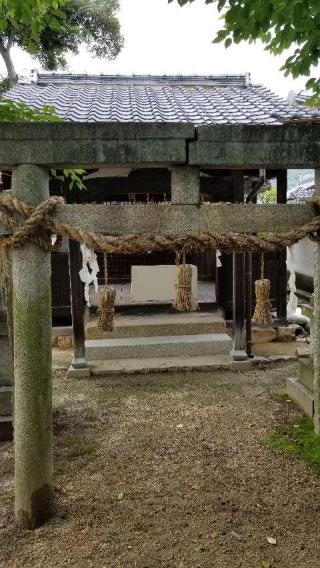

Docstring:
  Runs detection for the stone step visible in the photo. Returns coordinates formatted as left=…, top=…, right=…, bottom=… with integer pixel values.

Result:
left=85, top=333, right=232, bottom=361
left=86, top=312, right=226, bottom=340
left=89, top=354, right=233, bottom=376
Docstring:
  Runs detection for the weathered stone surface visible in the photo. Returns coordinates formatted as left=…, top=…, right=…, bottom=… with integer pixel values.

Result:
left=286, top=377, right=314, bottom=418
left=252, top=327, right=277, bottom=344
left=0, top=123, right=193, bottom=168
left=298, top=357, right=314, bottom=392
left=12, top=164, right=53, bottom=528
left=277, top=326, right=297, bottom=342
left=85, top=313, right=226, bottom=340
left=296, top=344, right=310, bottom=358
left=189, top=124, right=320, bottom=168
left=52, top=202, right=316, bottom=236
left=85, top=333, right=233, bottom=361
left=171, top=167, right=200, bottom=205
left=0, top=123, right=319, bottom=169
left=88, top=355, right=232, bottom=377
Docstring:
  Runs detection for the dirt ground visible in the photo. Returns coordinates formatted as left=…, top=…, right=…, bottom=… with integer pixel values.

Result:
left=1, top=362, right=320, bottom=568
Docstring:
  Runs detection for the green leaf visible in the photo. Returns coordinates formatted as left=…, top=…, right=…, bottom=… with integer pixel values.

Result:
left=171, top=0, right=320, bottom=100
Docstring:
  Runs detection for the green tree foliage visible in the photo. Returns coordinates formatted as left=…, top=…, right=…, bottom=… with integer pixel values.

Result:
left=0, top=97, right=61, bottom=122
left=258, top=186, right=277, bottom=204
left=37, top=0, right=123, bottom=71
left=0, top=0, right=123, bottom=85
left=0, top=0, right=66, bottom=84
left=169, top=0, right=320, bottom=102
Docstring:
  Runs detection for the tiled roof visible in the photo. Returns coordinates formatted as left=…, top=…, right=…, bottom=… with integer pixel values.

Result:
left=34, top=72, right=251, bottom=88
left=6, top=73, right=320, bottom=124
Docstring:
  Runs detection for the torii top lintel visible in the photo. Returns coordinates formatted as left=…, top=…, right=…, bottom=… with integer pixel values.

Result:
left=0, top=122, right=320, bottom=169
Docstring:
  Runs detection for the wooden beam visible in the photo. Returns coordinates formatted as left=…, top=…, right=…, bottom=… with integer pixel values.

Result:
left=47, top=202, right=318, bottom=236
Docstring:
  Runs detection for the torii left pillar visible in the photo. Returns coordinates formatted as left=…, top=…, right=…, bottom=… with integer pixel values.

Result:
left=11, top=164, right=53, bottom=528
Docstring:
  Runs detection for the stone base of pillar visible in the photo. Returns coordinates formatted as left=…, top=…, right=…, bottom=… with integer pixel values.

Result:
left=71, top=357, right=88, bottom=369
left=67, top=364, right=91, bottom=379
left=232, top=349, right=248, bottom=361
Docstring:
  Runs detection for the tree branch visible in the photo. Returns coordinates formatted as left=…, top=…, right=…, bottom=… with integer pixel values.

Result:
left=6, top=28, right=15, bottom=50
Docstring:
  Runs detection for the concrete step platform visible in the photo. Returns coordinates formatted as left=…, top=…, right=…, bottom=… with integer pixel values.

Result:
left=89, top=354, right=233, bottom=376
left=286, top=376, right=314, bottom=418
left=85, top=333, right=232, bottom=361
left=86, top=312, right=226, bottom=340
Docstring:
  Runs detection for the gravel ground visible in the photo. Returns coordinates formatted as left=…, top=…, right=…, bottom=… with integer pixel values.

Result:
left=1, top=362, right=320, bottom=568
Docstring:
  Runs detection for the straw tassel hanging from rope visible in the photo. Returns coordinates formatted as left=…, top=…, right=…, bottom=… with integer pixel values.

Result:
left=98, top=253, right=116, bottom=332
left=252, top=253, right=273, bottom=325
left=172, top=251, right=199, bottom=312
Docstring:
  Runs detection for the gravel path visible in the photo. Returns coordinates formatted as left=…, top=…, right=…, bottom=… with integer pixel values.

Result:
left=1, top=362, right=320, bottom=568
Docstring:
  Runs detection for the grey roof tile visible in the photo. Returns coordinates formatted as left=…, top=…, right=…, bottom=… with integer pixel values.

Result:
left=5, top=74, right=320, bottom=125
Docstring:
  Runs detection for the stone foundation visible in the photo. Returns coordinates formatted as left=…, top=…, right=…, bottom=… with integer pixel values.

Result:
left=286, top=354, right=314, bottom=418
left=251, top=325, right=296, bottom=345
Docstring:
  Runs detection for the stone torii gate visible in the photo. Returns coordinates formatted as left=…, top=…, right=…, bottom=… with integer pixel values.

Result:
left=1, top=121, right=320, bottom=529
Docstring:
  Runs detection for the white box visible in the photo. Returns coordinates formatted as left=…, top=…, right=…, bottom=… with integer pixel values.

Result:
left=131, top=265, right=198, bottom=303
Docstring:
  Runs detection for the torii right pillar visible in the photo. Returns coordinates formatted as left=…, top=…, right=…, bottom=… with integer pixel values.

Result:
left=313, top=169, right=320, bottom=434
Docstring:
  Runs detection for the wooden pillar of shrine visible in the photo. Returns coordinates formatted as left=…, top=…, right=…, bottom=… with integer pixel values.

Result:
left=68, top=240, right=87, bottom=369
left=65, top=187, right=88, bottom=372
left=313, top=169, right=320, bottom=434
left=232, top=171, right=247, bottom=360
left=276, top=170, right=287, bottom=322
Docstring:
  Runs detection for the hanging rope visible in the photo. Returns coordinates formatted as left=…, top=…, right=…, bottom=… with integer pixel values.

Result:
left=172, top=251, right=199, bottom=312
left=1, top=194, right=320, bottom=256
left=252, top=253, right=273, bottom=325
left=97, top=253, right=116, bottom=332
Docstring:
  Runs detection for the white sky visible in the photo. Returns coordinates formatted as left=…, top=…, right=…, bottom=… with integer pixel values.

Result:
left=3, top=0, right=316, bottom=98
